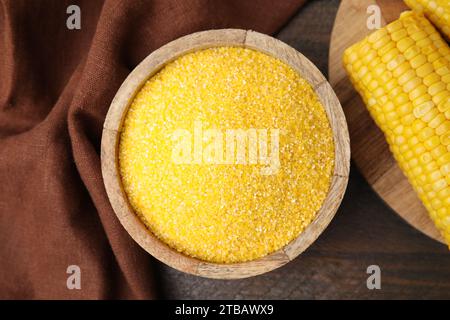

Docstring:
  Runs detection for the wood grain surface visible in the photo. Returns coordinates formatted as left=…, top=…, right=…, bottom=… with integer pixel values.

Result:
left=159, top=0, right=450, bottom=299
left=102, top=29, right=350, bottom=279
left=328, top=0, right=444, bottom=243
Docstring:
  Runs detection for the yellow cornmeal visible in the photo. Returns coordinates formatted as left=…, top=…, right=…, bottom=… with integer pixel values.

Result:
left=119, top=47, right=335, bottom=263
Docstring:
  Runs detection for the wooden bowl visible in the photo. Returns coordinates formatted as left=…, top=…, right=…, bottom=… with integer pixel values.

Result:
left=101, top=29, right=350, bottom=279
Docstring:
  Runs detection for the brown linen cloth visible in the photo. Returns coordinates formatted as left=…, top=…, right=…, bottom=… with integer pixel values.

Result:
left=0, top=0, right=306, bottom=299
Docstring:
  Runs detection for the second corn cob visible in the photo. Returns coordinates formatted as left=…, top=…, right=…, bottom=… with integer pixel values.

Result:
left=343, top=11, right=450, bottom=245
left=404, top=0, right=450, bottom=40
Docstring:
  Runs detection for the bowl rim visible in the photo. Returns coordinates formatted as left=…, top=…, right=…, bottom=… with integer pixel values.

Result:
left=101, top=29, right=350, bottom=279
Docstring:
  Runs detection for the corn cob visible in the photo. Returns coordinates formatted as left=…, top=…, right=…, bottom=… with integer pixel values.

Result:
left=343, top=11, right=450, bottom=246
left=404, top=0, right=450, bottom=40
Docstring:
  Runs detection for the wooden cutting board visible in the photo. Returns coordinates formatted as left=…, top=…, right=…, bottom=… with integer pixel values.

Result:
left=329, top=0, right=445, bottom=244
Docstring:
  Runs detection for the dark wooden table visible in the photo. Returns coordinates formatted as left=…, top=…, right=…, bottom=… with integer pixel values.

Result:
left=159, top=0, right=450, bottom=299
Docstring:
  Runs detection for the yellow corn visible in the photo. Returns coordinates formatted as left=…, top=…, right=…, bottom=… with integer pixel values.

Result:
left=404, top=0, right=450, bottom=39
left=343, top=11, right=450, bottom=246
left=119, top=47, right=335, bottom=263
